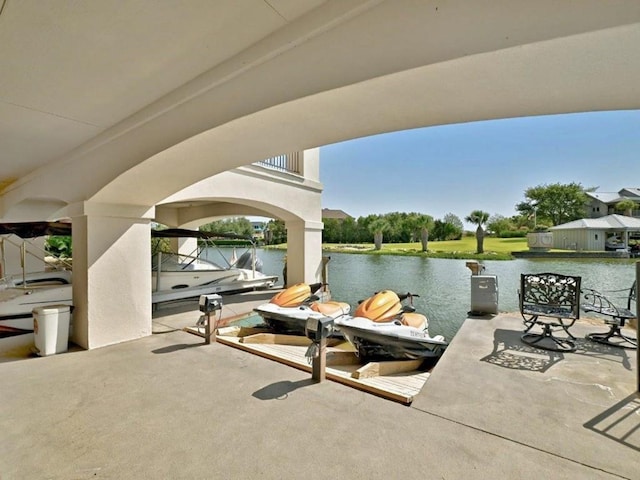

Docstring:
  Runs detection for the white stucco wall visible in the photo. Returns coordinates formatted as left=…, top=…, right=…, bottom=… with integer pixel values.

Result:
left=156, top=150, right=322, bottom=226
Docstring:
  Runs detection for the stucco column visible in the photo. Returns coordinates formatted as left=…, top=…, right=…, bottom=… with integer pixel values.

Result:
left=177, top=237, right=198, bottom=257
left=69, top=202, right=154, bottom=349
left=300, top=148, right=320, bottom=182
left=285, top=220, right=323, bottom=286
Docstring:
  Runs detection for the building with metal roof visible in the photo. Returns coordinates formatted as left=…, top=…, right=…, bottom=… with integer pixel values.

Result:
left=550, top=214, right=640, bottom=251
left=586, top=188, right=640, bottom=218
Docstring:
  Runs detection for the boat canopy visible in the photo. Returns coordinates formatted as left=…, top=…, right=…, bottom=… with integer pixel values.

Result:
left=0, top=222, right=72, bottom=238
left=0, top=223, right=255, bottom=243
left=151, top=228, right=255, bottom=244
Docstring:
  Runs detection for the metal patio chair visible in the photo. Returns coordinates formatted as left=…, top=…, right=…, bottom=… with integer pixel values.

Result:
left=519, top=273, right=582, bottom=352
left=581, top=280, right=637, bottom=349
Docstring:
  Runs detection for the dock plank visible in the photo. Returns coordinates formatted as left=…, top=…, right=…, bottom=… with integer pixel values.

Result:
left=215, top=334, right=430, bottom=404
left=353, top=359, right=424, bottom=379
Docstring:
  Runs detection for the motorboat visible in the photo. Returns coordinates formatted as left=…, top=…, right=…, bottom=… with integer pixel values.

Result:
left=0, top=222, right=74, bottom=348
left=254, top=282, right=350, bottom=335
left=605, top=236, right=628, bottom=252
left=334, top=290, right=448, bottom=361
left=0, top=223, right=278, bottom=350
left=151, top=228, right=278, bottom=303
left=0, top=272, right=73, bottom=335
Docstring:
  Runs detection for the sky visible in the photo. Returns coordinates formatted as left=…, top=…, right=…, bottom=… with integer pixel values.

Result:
left=318, top=110, right=640, bottom=230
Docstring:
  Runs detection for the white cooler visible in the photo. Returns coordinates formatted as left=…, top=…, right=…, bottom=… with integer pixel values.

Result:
left=33, top=305, right=71, bottom=356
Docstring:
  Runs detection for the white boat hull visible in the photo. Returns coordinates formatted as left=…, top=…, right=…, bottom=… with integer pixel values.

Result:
left=335, top=316, right=448, bottom=361
left=152, top=252, right=278, bottom=304
left=254, top=302, right=350, bottom=335
left=0, top=284, right=73, bottom=350
left=0, top=266, right=276, bottom=351
left=152, top=274, right=277, bottom=303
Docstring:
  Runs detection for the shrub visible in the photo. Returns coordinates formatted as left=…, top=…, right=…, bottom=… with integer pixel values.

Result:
left=45, top=236, right=72, bottom=258
left=499, top=230, right=527, bottom=238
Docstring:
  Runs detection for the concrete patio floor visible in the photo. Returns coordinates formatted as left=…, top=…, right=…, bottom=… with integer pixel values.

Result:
left=1, top=292, right=638, bottom=479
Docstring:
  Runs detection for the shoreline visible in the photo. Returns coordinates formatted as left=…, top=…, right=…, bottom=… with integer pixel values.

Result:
left=266, top=244, right=639, bottom=261
left=512, top=250, right=636, bottom=259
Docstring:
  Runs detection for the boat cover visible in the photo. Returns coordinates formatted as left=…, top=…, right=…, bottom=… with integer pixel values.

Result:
left=151, top=228, right=254, bottom=243
left=0, top=222, right=72, bottom=238
left=0, top=224, right=255, bottom=242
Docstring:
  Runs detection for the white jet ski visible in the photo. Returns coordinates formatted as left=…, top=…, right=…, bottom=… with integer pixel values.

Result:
left=254, top=282, right=350, bottom=335
left=335, top=290, right=448, bottom=361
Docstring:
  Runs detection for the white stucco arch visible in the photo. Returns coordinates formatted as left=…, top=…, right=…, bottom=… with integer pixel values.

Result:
left=69, top=22, right=640, bottom=210
left=153, top=158, right=325, bottom=293
left=3, top=1, right=640, bottom=351
left=3, top=2, right=640, bottom=217
left=156, top=165, right=322, bottom=224
left=158, top=204, right=276, bottom=230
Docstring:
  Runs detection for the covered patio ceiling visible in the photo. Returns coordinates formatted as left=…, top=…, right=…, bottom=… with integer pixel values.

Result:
left=2, top=1, right=640, bottom=219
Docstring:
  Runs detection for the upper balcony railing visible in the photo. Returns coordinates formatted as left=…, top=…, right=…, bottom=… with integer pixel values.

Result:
left=255, top=152, right=302, bottom=175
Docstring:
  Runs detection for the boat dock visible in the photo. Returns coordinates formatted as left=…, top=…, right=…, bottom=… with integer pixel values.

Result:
left=1, top=290, right=638, bottom=479
left=209, top=328, right=432, bottom=405
left=165, top=289, right=433, bottom=405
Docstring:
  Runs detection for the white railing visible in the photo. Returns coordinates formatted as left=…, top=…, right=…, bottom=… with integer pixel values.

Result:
left=256, top=152, right=302, bottom=175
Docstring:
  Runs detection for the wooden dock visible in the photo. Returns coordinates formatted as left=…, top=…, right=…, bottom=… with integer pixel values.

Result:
left=186, top=325, right=432, bottom=405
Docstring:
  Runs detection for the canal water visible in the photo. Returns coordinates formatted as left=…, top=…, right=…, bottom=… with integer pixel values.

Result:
left=210, top=247, right=638, bottom=341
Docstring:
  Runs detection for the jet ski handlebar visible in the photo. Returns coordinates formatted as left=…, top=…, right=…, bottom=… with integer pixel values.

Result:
left=397, top=292, right=420, bottom=302
left=309, top=282, right=328, bottom=294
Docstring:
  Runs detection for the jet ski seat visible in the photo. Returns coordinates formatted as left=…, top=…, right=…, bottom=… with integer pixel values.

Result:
left=310, top=301, right=350, bottom=317
left=401, top=312, right=428, bottom=330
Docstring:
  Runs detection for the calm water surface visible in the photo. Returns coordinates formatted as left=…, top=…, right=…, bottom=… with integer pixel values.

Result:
left=211, top=247, right=638, bottom=341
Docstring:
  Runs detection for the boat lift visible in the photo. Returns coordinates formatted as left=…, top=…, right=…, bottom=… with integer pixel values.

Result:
left=304, top=316, right=335, bottom=382
left=198, top=294, right=223, bottom=344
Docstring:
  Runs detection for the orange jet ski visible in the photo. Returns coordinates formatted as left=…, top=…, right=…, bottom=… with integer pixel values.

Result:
left=335, top=290, right=448, bottom=361
left=254, top=282, right=350, bottom=335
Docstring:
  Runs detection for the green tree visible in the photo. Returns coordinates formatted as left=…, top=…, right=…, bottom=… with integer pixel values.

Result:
left=368, top=217, right=389, bottom=250
left=465, top=210, right=490, bottom=253
left=322, top=218, right=341, bottom=243
left=515, top=182, right=588, bottom=226
left=264, top=219, right=286, bottom=244
left=341, top=217, right=359, bottom=243
left=381, top=211, right=405, bottom=242
left=615, top=199, right=637, bottom=216
left=431, top=220, right=448, bottom=241
left=487, top=214, right=513, bottom=237
left=403, top=213, right=420, bottom=243
left=201, top=217, right=253, bottom=236
left=510, top=213, right=533, bottom=231
left=443, top=213, right=464, bottom=236
left=432, top=214, right=463, bottom=241
left=357, top=216, right=375, bottom=243
left=397, top=212, right=417, bottom=242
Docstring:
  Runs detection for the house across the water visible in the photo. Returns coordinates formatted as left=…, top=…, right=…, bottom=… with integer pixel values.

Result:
left=550, top=214, right=640, bottom=253
left=586, top=188, right=640, bottom=219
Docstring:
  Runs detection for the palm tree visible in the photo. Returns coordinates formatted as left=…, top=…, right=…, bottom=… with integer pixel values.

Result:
left=415, top=214, right=435, bottom=252
left=368, top=218, right=389, bottom=251
left=465, top=210, right=490, bottom=254
left=615, top=199, right=637, bottom=217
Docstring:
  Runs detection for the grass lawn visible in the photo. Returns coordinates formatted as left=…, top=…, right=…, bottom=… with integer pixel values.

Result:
left=429, top=237, right=529, bottom=254
left=266, top=237, right=531, bottom=260
left=321, top=236, right=527, bottom=260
